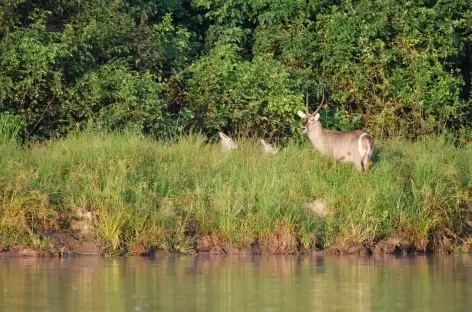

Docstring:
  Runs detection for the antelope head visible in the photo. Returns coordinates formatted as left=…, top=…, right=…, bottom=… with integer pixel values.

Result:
left=297, top=93, right=324, bottom=133
left=260, top=139, right=278, bottom=154
left=297, top=111, right=321, bottom=133
left=218, top=132, right=238, bottom=150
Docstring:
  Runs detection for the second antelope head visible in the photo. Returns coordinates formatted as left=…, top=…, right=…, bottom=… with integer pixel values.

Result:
left=260, top=139, right=278, bottom=154
left=218, top=132, right=238, bottom=150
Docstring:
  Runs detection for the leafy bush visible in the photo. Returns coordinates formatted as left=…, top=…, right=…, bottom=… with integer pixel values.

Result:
left=186, top=43, right=302, bottom=139
left=0, top=0, right=471, bottom=141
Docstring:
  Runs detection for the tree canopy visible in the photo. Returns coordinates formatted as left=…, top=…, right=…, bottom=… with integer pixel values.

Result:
left=1, top=0, right=471, bottom=141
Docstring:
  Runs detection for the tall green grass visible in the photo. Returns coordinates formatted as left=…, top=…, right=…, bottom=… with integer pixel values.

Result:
left=0, top=129, right=471, bottom=254
left=0, top=113, right=23, bottom=145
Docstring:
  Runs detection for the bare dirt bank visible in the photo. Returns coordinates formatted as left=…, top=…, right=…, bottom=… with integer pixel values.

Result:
left=2, top=233, right=460, bottom=258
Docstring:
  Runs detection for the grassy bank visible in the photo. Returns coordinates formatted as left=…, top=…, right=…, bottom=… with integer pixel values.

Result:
left=0, top=130, right=471, bottom=255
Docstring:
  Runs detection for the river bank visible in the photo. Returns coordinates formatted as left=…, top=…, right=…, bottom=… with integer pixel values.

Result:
left=0, top=231, right=432, bottom=257
left=1, top=131, right=471, bottom=256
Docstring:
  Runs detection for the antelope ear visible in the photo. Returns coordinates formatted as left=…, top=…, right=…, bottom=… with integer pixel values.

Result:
left=297, top=111, right=306, bottom=119
left=314, top=113, right=320, bottom=121
left=218, top=132, right=226, bottom=139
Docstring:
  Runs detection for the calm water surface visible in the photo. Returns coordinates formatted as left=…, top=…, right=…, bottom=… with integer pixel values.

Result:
left=0, top=255, right=471, bottom=312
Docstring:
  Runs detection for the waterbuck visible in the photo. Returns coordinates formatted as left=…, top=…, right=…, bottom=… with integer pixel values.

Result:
left=297, top=96, right=374, bottom=172
left=260, top=139, right=278, bottom=154
left=218, top=132, right=238, bottom=150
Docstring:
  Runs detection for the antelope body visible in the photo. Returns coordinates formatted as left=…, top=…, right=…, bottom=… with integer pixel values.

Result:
left=297, top=110, right=374, bottom=172
left=260, top=139, right=278, bottom=154
left=218, top=132, right=238, bottom=150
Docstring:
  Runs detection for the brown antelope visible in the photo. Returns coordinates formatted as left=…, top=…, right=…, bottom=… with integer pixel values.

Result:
left=297, top=95, right=374, bottom=172
left=260, top=139, right=278, bottom=154
left=218, top=132, right=238, bottom=150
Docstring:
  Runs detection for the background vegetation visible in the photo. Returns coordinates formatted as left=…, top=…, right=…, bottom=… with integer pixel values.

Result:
left=1, top=0, right=471, bottom=142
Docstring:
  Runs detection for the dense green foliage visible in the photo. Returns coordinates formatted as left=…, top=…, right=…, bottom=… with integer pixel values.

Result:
left=0, top=131, right=471, bottom=254
left=1, top=0, right=471, bottom=141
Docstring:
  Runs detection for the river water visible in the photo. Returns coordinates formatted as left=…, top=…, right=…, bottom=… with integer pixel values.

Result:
left=0, top=255, right=471, bottom=312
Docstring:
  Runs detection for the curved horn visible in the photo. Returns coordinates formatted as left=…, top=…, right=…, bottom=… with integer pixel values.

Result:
left=305, top=93, right=309, bottom=115
left=312, top=92, right=325, bottom=115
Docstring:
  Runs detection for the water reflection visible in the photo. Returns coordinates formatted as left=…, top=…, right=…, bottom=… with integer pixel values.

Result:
left=0, top=255, right=471, bottom=312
